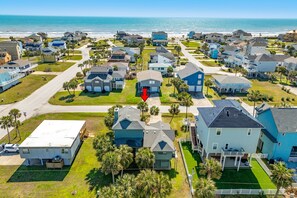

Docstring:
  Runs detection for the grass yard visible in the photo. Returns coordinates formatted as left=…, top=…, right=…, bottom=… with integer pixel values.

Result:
left=180, top=142, right=276, bottom=189
left=49, top=79, right=142, bottom=105
left=160, top=78, right=179, bottom=104
left=0, top=75, right=56, bottom=104
left=62, top=55, right=83, bottom=61
left=162, top=113, right=194, bottom=138
left=0, top=112, right=192, bottom=197
left=35, top=62, right=75, bottom=72
left=181, top=41, right=201, bottom=48
left=142, top=48, right=156, bottom=71
left=200, top=60, right=220, bottom=67
left=113, top=40, right=125, bottom=47
left=242, top=79, right=297, bottom=106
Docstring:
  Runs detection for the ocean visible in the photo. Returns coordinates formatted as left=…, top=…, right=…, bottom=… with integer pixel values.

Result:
left=0, top=15, right=297, bottom=38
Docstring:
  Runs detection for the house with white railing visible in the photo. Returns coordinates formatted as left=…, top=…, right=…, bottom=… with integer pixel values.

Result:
left=191, top=100, right=263, bottom=171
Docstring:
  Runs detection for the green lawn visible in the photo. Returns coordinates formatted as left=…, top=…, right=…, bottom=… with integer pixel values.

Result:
left=200, top=60, right=220, bottom=67
left=160, top=78, right=179, bottom=104
left=242, top=79, right=297, bottom=106
left=62, top=55, right=83, bottom=61
left=0, top=113, right=112, bottom=197
left=0, top=75, right=56, bottom=104
left=142, top=48, right=156, bottom=70
left=181, top=41, right=201, bottom=48
left=49, top=79, right=142, bottom=105
left=35, top=62, right=75, bottom=72
left=162, top=113, right=194, bottom=138
left=113, top=40, right=125, bottom=47
left=181, top=142, right=276, bottom=189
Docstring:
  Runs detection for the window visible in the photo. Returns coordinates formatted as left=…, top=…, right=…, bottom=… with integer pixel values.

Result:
left=216, top=128, right=222, bottom=136
left=278, top=143, right=281, bottom=147
left=198, top=74, right=202, bottom=79
left=247, top=129, right=252, bottom=136
left=212, top=143, right=218, bottom=150
left=62, top=148, right=69, bottom=153
left=23, top=149, right=30, bottom=154
left=149, top=81, right=155, bottom=84
left=282, top=133, right=285, bottom=136
left=198, top=80, right=202, bottom=85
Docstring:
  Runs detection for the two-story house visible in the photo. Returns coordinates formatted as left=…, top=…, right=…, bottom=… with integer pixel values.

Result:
left=84, top=65, right=127, bottom=92
left=111, top=47, right=140, bottom=63
left=152, top=31, right=168, bottom=46
left=49, top=40, right=67, bottom=50
left=256, top=103, right=297, bottom=164
left=0, top=51, right=12, bottom=65
left=0, top=69, right=24, bottom=92
left=149, top=46, right=175, bottom=75
left=0, top=41, right=23, bottom=60
left=192, top=100, right=263, bottom=171
left=112, top=106, right=175, bottom=170
left=176, top=62, right=204, bottom=93
left=1, top=59, right=33, bottom=75
left=108, top=50, right=131, bottom=63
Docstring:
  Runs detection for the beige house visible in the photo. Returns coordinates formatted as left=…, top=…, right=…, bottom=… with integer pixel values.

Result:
left=0, top=41, right=22, bottom=60
left=0, top=51, right=12, bottom=65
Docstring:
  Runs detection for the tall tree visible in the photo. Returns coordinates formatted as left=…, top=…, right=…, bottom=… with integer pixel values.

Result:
left=152, top=171, right=172, bottom=197
left=93, top=135, right=115, bottom=161
left=69, top=79, right=79, bottom=95
left=78, top=63, right=84, bottom=73
left=9, top=109, right=22, bottom=139
left=99, top=185, right=118, bottom=198
left=204, top=79, right=213, bottom=96
left=0, top=116, right=13, bottom=143
left=167, top=66, right=174, bottom=78
left=116, top=174, right=136, bottom=197
left=174, top=45, right=182, bottom=65
left=137, top=101, right=148, bottom=118
left=168, top=104, right=180, bottom=123
left=248, top=90, right=261, bottom=116
left=150, top=106, right=160, bottom=116
left=277, top=66, right=287, bottom=83
left=194, top=178, right=217, bottom=198
left=135, top=170, right=156, bottom=198
left=116, top=145, right=133, bottom=176
left=180, top=94, right=193, bottom=119
left=101, top=152, right=122, bottom=183
left=63, top=81, right=71, bottom=96
left=271, top=162, right=294, bottom=198
left=135, top=148, right=155, bottom=169
left=199, top=158, right=222, bottom=180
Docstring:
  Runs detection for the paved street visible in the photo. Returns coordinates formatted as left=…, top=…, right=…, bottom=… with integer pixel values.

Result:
left=0, top=45, right=90, bottom=139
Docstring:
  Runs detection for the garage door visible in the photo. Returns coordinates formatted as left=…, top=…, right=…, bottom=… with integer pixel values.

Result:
left=150, top=87, right=158, bottom=92
left=104, top=86, right=110, bottom=92
left=93, top=86, right=102, bottom=92
left=188, top=86, right=195, bottom=92
left=86, top=86, right=92, bottom=92
left=196, top=86, right=202, bottom=92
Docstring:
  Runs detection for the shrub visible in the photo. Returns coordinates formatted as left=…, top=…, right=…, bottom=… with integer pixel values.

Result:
left=269, top=96, right=274, bottom=101
left=287, top=97, right=291, bottom=101
left=44, top=67, right=52, bottom=72
left=76, top=72, right=84, bottom=78
left=287, top=89, right=291, bottom=94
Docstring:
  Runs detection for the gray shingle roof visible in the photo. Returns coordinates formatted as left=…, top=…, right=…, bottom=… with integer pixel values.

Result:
left=112, top=107, right=146, bottom=130
left=198, top=100, right=263, bottom=128
left=177, top=62, right=203, bottom=79
left=137, top=70, right=163, bottom=82
left=212, top=75, right=251, bottom=85
left=270, top=108, right=297, bottom=133
left=255, top=54, right=276, bottom=62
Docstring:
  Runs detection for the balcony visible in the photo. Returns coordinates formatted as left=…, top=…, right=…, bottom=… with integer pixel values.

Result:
left=221, top=147, right=246, bottom=157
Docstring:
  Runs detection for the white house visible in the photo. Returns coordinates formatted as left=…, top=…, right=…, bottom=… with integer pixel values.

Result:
left=148, top=63, right=172, bottom=75
left=284, top=57, right=297, bottom=71
left=251, top=54, right=278, bottom=73
left=212, top=75, right=251, bottom=94
left=49, top=40, right=67, bottom=50
left=19, top=120, right=86, bottom=166
left=191, top=100, right=263, bottom=171
left=246, top=41, right=269, bottom=55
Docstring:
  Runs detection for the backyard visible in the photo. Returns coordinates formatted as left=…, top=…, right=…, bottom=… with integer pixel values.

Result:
left=181, top=41, right=201, bottom=49
left=62, top=54, right=83, bottom=61
left=0, top=74, right=56, bottom=104
left=200, top=60, right=220, bottom=67
left=0, top=112, right=192, bottom=197
left=160, top=78, right=179, bottom=105
left=142, top=48, right=156, bottom=71
left=49, top=79, right=142, bottom=105
left=180, top=142, right=276, bottom=189
left=34, top=62, right=75, bottom=72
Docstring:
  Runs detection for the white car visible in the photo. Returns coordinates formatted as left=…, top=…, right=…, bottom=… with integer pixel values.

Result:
left=3, top=144, right=19, bottom=153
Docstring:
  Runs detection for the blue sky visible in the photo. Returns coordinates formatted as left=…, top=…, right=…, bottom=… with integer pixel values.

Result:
left=1, top=0, right=297, bottom=18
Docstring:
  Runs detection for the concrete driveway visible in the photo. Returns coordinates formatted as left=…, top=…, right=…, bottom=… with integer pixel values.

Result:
left=191, top=93, right=213, bottom=107
left=0, top=153, right=24, bottom=165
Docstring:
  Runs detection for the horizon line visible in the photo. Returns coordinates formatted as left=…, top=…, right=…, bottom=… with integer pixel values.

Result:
left=1, top=14, right=297, bottom=20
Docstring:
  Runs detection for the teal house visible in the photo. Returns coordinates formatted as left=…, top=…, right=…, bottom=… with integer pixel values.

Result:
left=112, top=106, right=175, bottom=170
left=256, top=103, right=297, bottom=164
left=152, top=31, right=168, bottom=46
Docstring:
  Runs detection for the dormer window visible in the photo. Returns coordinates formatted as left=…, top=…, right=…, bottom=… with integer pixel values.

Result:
left=216, top=129, right=221, bottom=136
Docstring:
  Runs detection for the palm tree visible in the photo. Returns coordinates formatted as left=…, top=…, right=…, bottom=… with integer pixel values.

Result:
left=179, top=83, right=189, bottom=92
left=23, top=50, right=30, bottom=61
left=168, top=104, right=180, bottom=123
left=248, top=90, right=261, bottom=116
left=199, top=158, right=222, bottom=180
left=271, top=162, right=294, bottom=198
left=78, top=63, right=84, bottom=73
left=116, top=145, right=133, bottom=176
left=204, top=79, right=213, bottom=96
left=150, top=106, right=160, bottom=116
left=93, top=135, right=114, bottom=161
left=234, top=66, right=241, bottom=76
left=180, top=95, right=193, bottom=119
left=135, top=170, right=156, bottom=197
left=0, top=116, right=13, bottom=143
left=137, top=101, right=148, bottom=118
left=277, top=66, right=287, bottom=83
left=100, top=185, right=118, bottom=198
left=146, top=38, right=152, bottom=46
left=9, top=109, right=21, bottom=139
left=63, top=81, right=71, bottom=96
left=101, top=152, right=122, bottom=183
left=116, top=174, right=136, bottom=197
left=69, top=79, right=79, bottom=95
left=167, top=66, right=174, bottom=79
left=135, top=148, right=155, bottom=169
left=194, top=178, right=216, bottom=198
left=152, top=171, right=172, bottom=197
left=174, top=45, right=182, bottom=65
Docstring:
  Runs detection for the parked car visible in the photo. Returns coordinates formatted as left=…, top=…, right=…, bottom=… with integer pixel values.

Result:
left=3, top=144, right=19, bottom=153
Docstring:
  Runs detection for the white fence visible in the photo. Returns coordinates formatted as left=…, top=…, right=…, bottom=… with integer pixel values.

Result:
left=216, top=188, right=284, bottom=195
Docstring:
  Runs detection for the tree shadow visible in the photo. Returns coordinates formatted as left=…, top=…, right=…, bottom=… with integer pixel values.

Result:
left=85, top=168, right=112, bottom=192
left=8, top=165, right=70, bottom=182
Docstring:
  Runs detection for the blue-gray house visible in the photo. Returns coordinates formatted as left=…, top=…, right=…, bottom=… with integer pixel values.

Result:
left=256, top=103, right=297, bottom=164
left=176, top=62, right=204, bottom=93
left=112, top=106, right=175, bottom=170
left=152, top=31, right=168, bottom=46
